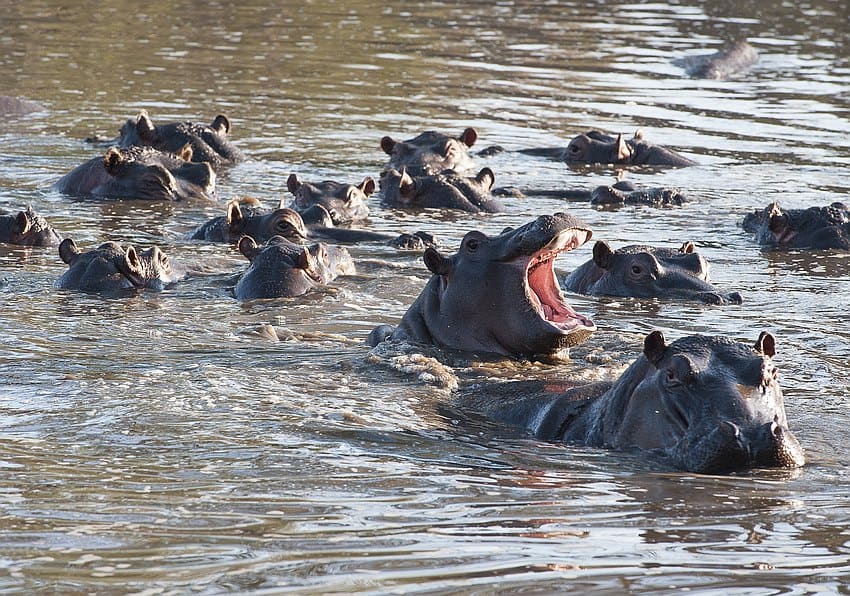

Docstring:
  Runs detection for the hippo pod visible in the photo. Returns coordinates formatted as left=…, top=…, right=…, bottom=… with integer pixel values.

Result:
left=590, top=179, right=687, bottom=207
left=381, top=128, right=478, bottom=176
left=456, top=331, right=805, bottom=474
left=563, top=240, right=743, bottom=304
left=677, top=40, right=759, bottom=80
left=54, top=145, right=216, bottom=202
left=742, top=201, right=850, bottom=250
left=234, top=235, right=356, bottom=300
left=286, top=173, right=375, bottom=226
left=368, top=212, right=597, bottom=358
left=380, top=167, right=503, bottom=213
left=56, top=238, right=178, bottom=293
left=0, top=206, right=61, bottom=246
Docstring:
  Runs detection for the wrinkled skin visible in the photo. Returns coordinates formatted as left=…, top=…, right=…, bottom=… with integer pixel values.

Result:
left=742, top=201, right=850, bottom=250
left=286, top=173, right=374, bottom=225
left=590, top=180, right=687, bottom=207
left=456, top=331, right=805, bottom=474
left=0, top=206, right=62, bottom=246
left=54, top=146, right=216, bottom=202
left=522, top=130, right=695, bottom=167
left=234, top=235, right=356, bottom=300
left=563, top=240, right=743, bottom=304
left=368, top=213, right=597, bottom=358
left=380, top=167, right=503, bottom=213
left=0, top=96, right=45, bottom=115
left=56, top=238, right=178, bottom=293
left=381, top=128, right=478, bottom=175
left=677, top=40, right=759, bottom=80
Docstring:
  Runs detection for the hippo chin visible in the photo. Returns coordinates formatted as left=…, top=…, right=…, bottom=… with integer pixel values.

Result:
left=368, top=213, right=597, bottom=358
left=455, top=331, right=805, bottom=474
left=381, top=128, right=478, bottom=176
left=742, top=201, right=850, bottom=250
left=380, top=167, right=503, bottom=213
left=57, top=238, right=178, bottom=293
left=0, top=206, right=62, bottom=246
left=286, top=173, right=374, bottom=226
left=563, top=240, right=743, bottom=305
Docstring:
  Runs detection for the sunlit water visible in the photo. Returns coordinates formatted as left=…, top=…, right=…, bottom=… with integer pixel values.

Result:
left=1, top=0, right=849, bottom=592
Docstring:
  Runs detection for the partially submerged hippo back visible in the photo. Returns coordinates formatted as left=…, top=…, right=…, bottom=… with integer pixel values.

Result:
left=56, top=238, right=177, bottom=293
left=564, top=130, right=696, bottom=167
left=379, top=167, right=503, bottom=213
left=590, top=180, right=687, bottom=207
left=286, top=173, right=374, bottom=225
left=234, top=235, right=355, bottom=300
left=678, top=40, right=759, bottom=80
left=368, top=212, right=597, bottom=358
left=563, top=240, right=743, bottom=304
left=381, top=128, right=478, bottom=175
left=743, top=201, right=850, bottom=250
left=0, top=96, right=45, bottom=116
left=457, top=331, right=805, bottom=474
left=191, top=197, right=307, bottom=244
left=0, top=206, right=61, bottom=246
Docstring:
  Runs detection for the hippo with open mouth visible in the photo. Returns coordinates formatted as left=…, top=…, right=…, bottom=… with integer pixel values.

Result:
left=368, top=212, right=597, bottom=358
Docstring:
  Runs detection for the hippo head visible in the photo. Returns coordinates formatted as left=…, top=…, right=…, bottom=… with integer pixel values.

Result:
left=615, top=331, right=805, bottom=473
left=100, top=146, right=216, bottom=202
left=565, top=131, right=632, bottom=164
left=57, top=238, right=177, bottom=293
left=746, top=201, right=850, bottom=250
left=0, top=206, right=61, bottom=246
left=380, top=167, right=501, bottom=213
left=380, top=128, right=478, bottom=175
left=286, top=173, right=374, bottom=225
left=227, top=198, right=309, bottom=244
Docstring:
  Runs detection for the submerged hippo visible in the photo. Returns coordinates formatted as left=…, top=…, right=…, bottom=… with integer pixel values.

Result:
left=379, top=167, right=504, bottom=213
left=455, top=330, right=805, bottom=474
left=234, top=235, right=355, bottom=300
left=0, top=206, right=61, bottom=246
left=54, top=146, right=216, bottom=202
left=381, top=128, right=478, bottom=175
left=57, top=238, right=178, bottom=293
left=563, top=241, right=743, bottom=304
left=676, top=40, right=759, bottom=80
left=368, top=213, right=597, bottom=358
left=286, top=173, right=374, bottom=226
left=742, top=201, right=850, bottom=250
left=590, top=180, right=687, bottom=207
left=521, top=130, right=696, bottom=167
left=0, top=96, right=45, bottom=116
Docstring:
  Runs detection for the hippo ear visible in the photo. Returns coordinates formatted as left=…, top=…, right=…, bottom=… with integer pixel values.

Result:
left=615, top=134, right=632, bottom=162
left=460, top=127, right=478, bottom=148
left=237, top=236, right=259, bottom=261
left=755, top=331, right=776, bottom=358
left=423, top=247, right=452, bottom=276
left=176, top=143, right=194, bottom=162
left=103, top=147, right=124, bottom=174
left=135, top=110, right=156, bottom=142
left=58, top=238, right=81, bottom=264
left=14, top=211, right=31, bottom=235
left=124, top=245, right=142, bottom=274
left=592, top=241, right=614, bottom=270
left=679, top=241, right=695, bottom=254
left=359, top=176, right=376, bottom=196
left=286, top=173, right=300, bottom=195
left=226, top=200, right=244, bottom=228
left=297, top=246, right=316, bottom=271
left=399, top=168, right=415, bottom=197
left=476, top=167, right=495, bottom=190
left=211, top=114, right=231, bottom=134
left=643, top=330, right=668, bottom=366
left=633, top=128, right=645, bottom=140
left=380, top=136, right=396, bottom=155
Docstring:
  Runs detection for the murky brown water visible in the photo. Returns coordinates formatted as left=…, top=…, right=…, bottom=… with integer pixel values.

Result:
left=1, top=0, right=849, bottom=592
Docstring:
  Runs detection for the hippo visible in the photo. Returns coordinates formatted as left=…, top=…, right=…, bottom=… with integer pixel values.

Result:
left=53, top=146, right=216, bottom=202
left=742, top=201, right=850, bottom=250
left=0, top=96, right=45, bottom=116
left=368, top=213, right=597, bottom=358
left=234, top=235, right=355, bottom=300
left=564, top=241, right=743, bottom=304
left=590, top=180, right=687, bottom=207
left=381, top=128, right=478, bottom=175
left=56, top=238, right=178, bottom=293
left=455, top=330, right=805, bottom=474
left=286, top=173, right=374, bottom=226
left=521, top=130, right=696, bottom=167
left=379, top=167, right=504, bottom=213
left=676, top=41, right=759, bottom=80
left=0, top=206, right=62, bottom=246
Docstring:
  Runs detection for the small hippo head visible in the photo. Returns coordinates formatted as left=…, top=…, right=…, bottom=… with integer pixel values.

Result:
left=380, top=167, right=501, bottom=213
left=100, top=146, right=216, bottom=202
left=745, top=201, right=850, bottom=250
left=565, top=131, right=633, bottom=164
left=230, top=199, right=308, bottom=244
left=381, top=128, right=478, bottom=175
left=0, top=206, right=62, bottom=246
left=286, top=173, right=374, bottom=226
left=57, top=238, right=177, bottom=293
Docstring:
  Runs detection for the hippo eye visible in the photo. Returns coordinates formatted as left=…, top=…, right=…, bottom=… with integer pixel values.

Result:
left=630, top=265, right=642, bottom=275
left=465, top=238, right=480, bottom=252
left=568, top=144, right=580, bottom=154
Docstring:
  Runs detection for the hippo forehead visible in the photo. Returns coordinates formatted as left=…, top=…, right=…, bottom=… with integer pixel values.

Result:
left=662, top=335, right=768, bottom=385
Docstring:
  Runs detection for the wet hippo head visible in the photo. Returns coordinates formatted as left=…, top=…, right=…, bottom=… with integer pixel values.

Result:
left=565, top=132, right=633, bottom=164
left=615, top=331, right=805, bottom=473
left=57, top=238, right=177, bottom=293
left=744, top=201, right=850, bottom=250
left=379, top=167, right=502, bottom=213
left=286, top=173, right=374, bottom=225
left=101, top=147, right=216, bottom=202
left=381, top=128, right=478, bottom=175
left=0, top=206, right=62, bottom=246
left=234, top=235, right=355, bottom=300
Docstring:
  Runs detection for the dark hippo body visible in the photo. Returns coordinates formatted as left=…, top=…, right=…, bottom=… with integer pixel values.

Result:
left=56, top=238, right=178, bottom=293
left=368, top=213, right=597, bottom=358
left=0, top=206, right=61, bottom=246
left=0, top=96, right=46, bottom=115
left=54, top=146, right=216, bottom=202
left=379, top=167, right=503, bottom=213
left=590, top=180, right=687, bottom=207
left=455, top=331, right=805, bottom=474
left=286, top=173, right=374, bottom=226
left=521, top=130, right=696, bottom=167
left=677, top=41, right=759, bottom=80
left=234, top=235, right=355, bottom=300
left=381, top=128, right=478, bottom=175
left=742, top=202, right=850, bottom=250
left=563, top=241, right=743, bottom=304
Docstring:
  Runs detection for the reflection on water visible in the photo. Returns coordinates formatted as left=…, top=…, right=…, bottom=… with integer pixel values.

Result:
left=1, top=0, right=849, bottom=592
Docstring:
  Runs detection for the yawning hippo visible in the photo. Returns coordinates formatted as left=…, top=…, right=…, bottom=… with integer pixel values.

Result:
left=381, top=128, right=478, bottom=175
left=0, top=206, right=62, bottom=246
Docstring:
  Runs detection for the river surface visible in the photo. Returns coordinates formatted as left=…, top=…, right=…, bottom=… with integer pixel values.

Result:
left=1, top=0, right=849, bottom=593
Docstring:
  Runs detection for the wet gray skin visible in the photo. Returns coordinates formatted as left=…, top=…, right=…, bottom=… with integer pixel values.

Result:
left=368, top=212, right=597, bottom=358
left=590, top=180, right=687, bottom=207
left=563, top=240, right=743, bottom=305
left=286, top=173, right=375, bottom=226
left=742, top=201, right=850, bottom=250
left=56, top=238, right=178, bottom=293
left=54, top=146, right=216, bottom=202
left=234, top=235, right=356, bottom=300
left=0, top=95, right=45, bottom=115
left=521, top=130, right=695, bottom=167
left=379, top=167, right=503, bottom=213
left=380, top=128, right=478, bottom=176
left=0, top=206, right=62, bottom=246
left=456, top=331, right=805, bottom=474
left=677, top=40, right=759, bottom=80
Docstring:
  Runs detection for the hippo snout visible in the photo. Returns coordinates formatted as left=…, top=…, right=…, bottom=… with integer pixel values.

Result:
left=749, top=418, right=806, bottom=469
left=697, top=290, right=744, bottom=305
left=685, top=418, right=804, bottom=473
